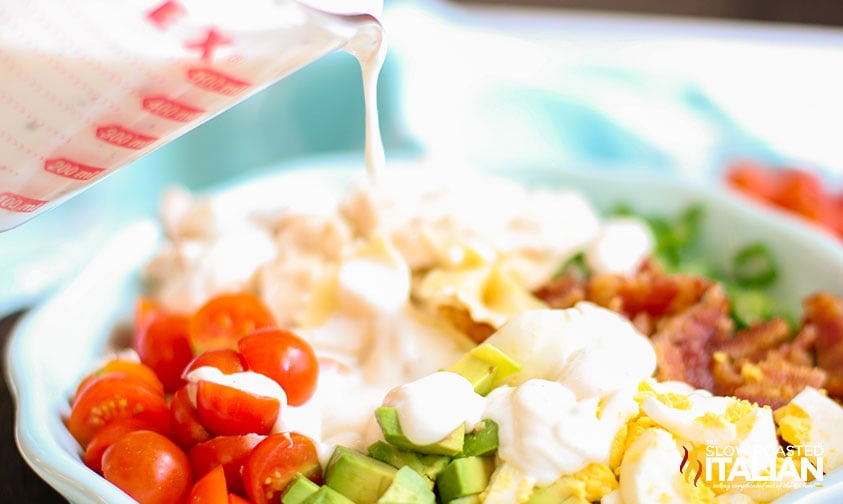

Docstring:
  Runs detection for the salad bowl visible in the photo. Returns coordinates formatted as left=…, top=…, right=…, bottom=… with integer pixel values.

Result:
left=6, top=155, right=843, bottom=503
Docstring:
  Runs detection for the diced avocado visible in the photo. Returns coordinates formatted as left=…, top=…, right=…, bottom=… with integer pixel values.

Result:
left=460, top=420, right=499, bottom=458
left=447, top=496, right=482, bottom=504
left=301, top=486, right=356, bottom=504
left=527, top=486, right=588, bottom=504
left=375, top=407, right=465, bottom=456
left=282, top=473, right=321, bottom=504
left=470, top=343, right=520, bottom=386
left=324, top=446, right=398, bottom=504
left=435, top=457, right=495, bottom=503
left=448, top=353, right=496, bottom=395
left=526, top=479, right=588, bottom=504
left=367, top=441, right=449, bottom=489
left=377, top=466, right=436, bottom=504
left=448, top=344, right=521, bottom=395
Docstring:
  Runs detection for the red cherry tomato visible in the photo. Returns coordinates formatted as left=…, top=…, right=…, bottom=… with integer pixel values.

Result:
left=242, top=432, right=322, bottom=504
left=183, top=349, right=248, bottom=379
left=83, top=417, right=162, bottom=474
left=67, top=376, right=169, bottom=447
left=189, top=292, right=277, bottom=354
left=101, top=430, right=192, bottom=504
left=725, top=161, right=778, bottom=202
left=229, top=494, right=251, bottom=504
left=75, top=359, right=164, bottom=398
left=195, top=380, right=280, bottom=436
left=237, top=328, right=319, bottom=407
left=189, top=434, right=266, bottom=497
left=169, top=385, right=213, bottom=450
left=187, top=464, right=228, bottom=504
left=135, top=313, right=195, bottom=393
left=134, top=296, right=167, bottom=339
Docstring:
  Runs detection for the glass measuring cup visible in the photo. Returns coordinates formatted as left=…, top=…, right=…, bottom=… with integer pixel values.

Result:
left=0, top=0, right=384, bottom=231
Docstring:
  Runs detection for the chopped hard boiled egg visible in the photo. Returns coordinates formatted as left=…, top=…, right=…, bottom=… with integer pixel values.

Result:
left=775, top=386, right=843, bottom=472
left=619, top=427, right=716, bottom=504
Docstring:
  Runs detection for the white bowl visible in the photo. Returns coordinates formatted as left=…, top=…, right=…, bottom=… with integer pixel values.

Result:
left=7, top=156, right=843, bottom=503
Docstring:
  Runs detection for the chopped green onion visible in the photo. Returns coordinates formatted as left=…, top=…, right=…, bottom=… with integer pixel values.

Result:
left=732, top=243, right=778, bottom=287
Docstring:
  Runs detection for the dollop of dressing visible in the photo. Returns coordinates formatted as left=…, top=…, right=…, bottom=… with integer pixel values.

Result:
left=384, top=371, right=485, bottom=445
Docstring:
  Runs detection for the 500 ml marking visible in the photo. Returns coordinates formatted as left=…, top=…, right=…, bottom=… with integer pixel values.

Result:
left=680, top=443, right=824, bottom=489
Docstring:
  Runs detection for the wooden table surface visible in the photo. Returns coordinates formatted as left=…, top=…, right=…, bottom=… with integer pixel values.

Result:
left=1, top=311, right=65, bottom=502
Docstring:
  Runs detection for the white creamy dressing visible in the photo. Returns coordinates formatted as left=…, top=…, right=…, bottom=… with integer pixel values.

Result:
left=383, top=371, right=485, bottom=446
left=380, top=304, right=654, bottom=486
left=144, top=172, right=656, bottom=464
left=184, top=366, right=288, bottom=412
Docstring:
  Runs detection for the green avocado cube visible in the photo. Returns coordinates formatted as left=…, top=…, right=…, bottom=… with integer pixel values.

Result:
left=447, top=496, right=483, bottom=504
left=526, top=479, right=589, bottom=504
left=460, top=420, right=499, bottom=458
left=448, top=353, right=497, bottom=395
left=470, top=343, right=521, bottom=386
left=448, top=343, right=521, bottom=395
left=435, top=457, right=495, bottom=503
left=377, top=466, right=436, bottom=504
left=367, top=441, right=450, bottom=489
left=375, top=407, right=465, bottom=456
left=324, top=446, right=398, bottom=504
left=302, top=486, right=356, bottom=504
left=282, top=473, right=320, bottom=504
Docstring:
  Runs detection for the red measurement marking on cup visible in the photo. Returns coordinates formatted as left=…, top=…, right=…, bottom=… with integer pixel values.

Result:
left=0, top=192, right=47, bottom=213
left=142, top=96, right=204, bottom=122
left=187, top=68, right=250, bottom=96
left=186, top=28, right=232, bottom=61
left=146, top=0, right=186, bottom=30
left=95, top=125, right=157, bottom=149
left=44, top=158, right=104, bottom=181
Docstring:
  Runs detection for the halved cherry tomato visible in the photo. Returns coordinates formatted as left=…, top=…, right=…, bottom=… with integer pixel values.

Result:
left=169, top=385, right=213, bottom=451
left=195, top=380, right=280, bottom=436
left=134, top=296, right=168, bottom=342
left=135, top=313, right=194, bottom=393
left=183, top=349, right=248, bottom=379
left=228, top=494, right=251, bottom=504
left=187, top=464, right=228, bottom=504
left=189, top=292, right=277, bottom=354
left=75, top=358, right=164, bottom=398
left=242, top=432, right=322, bottom=504
left=237, top=328, right=319, bottom=407
left=725, top=161, right=778, bottom=202
left=67, top=376, right=169, bottom=447
left=189, top=434, right=266, bottom=497
left=101, top=430, right=192, bottom=504
left=83, top=417, right=163, bottom=473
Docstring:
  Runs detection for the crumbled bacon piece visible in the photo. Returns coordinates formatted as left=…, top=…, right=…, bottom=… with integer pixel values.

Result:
left=731, top=353, right=827, bottom=409
left=650, top=285, right=733, bottom=390
left=802, top=292, right=843, bottom=396
left=533, top=274, right=585, bottom=310
left=714, top=318, right=791, bottom=364
left=437, top=305, right=495, bottom=343
left=586, top=270, right=711, bottom=320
